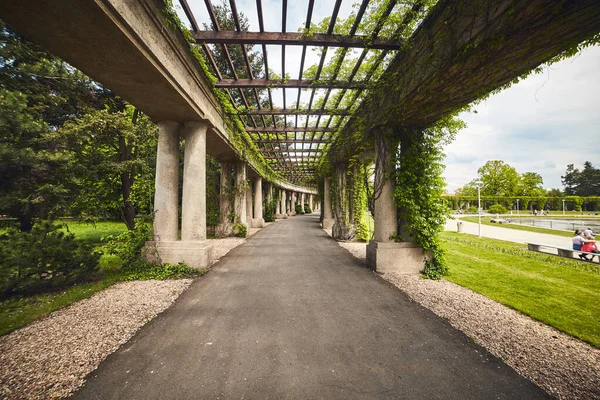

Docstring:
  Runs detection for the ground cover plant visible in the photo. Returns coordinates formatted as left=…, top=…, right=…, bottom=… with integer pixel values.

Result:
left=459, top=216, right=573, bottom=237
left=441, top=232, right=600, bottom=347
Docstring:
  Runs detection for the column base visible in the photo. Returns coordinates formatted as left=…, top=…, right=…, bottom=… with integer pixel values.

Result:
left=144, top=240, right=213, bottom=269
left=366, top=240, right=424, bottom=275
left=275, top=214, right=288, bottom=219
left=250, top=218, right=265, bottom=228
left=322, top=218, right=334, bottom=229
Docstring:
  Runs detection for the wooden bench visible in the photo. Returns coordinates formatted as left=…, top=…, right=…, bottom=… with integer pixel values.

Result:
left=526, top=242, right=598, bottom=262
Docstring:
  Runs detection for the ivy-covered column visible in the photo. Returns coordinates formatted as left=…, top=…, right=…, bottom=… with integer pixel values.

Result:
left=366, top=128, right=422, bottom=275
left=215, top=161, right=233, bottom=237
left=233, top=161, right=247, bottom=226
left=322, top=177, right=334, bottom=229
left=251, top=176, right=264, bottom=228
left=332, top=162, right=354, bottom=240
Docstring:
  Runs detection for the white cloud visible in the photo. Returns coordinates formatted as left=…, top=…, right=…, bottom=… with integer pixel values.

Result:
left=443, top=45, right=600, bottom=192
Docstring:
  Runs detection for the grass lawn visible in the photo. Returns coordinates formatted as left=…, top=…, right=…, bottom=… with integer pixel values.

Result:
left=60, top=220, right=129, bottom=244
left=459, top=216, right=573, bottom=237
left=441, top=231, right=600, bottom=348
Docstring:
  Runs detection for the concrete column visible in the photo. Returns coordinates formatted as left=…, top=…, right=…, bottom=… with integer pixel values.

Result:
left=366, top=129, right=422, bottom=274
left=215, top=161, right=233, bottom=236
left=308, top=194, right=313, bottom=211
left=322, top=177, right=334, bottom=229
left=278, top=189, right=287, bottom=218
left=300, top=193, right=305, bottom=213
left=251, top=176, right=264, bottom=228
left=234, top=161, right=247, bottom=225
left=181, top=121, right=207, bottom=242
left=246, top=185, right=253, bottom=225
left=153, top=121, right=180, bottom=242
left=146, top=121, right=212, bottom=269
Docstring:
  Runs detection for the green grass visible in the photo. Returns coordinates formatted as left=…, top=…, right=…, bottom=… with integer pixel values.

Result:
left=442, top=231, right=600, bottom=347
left=459, top=216, right=573, bottom=237
left=60, top=220, right=129, bottom=244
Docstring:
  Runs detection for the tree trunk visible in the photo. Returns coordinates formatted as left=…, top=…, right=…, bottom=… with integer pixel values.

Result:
left=118, top=133, right=136, bottom=230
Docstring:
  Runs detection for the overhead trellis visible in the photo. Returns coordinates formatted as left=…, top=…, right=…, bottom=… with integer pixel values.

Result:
left=176, top=0, right=433, bottom=185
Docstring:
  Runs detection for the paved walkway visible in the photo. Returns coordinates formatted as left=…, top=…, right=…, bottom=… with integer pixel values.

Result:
left=445, top=217, right=570, bottom=249
left=74, top=215, right=549, bottom=399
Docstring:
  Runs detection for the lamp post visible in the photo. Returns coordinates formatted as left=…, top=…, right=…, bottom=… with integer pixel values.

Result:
left=478, top=186, right=482, bottom=238
left=562, top=199, right=566, bottom=216
left=516, top=199, right=519, bottom=216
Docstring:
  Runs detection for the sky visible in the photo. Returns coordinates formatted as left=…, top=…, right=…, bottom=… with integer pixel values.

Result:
left=178, top=0, right=600, bottom=192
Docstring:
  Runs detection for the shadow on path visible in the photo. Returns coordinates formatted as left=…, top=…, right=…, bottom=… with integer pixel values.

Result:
left=74, top=215, right=549, bottom=399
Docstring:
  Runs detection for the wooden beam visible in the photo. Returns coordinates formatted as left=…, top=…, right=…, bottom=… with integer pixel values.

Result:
left=193, top=31, right=402, bottom=50
left=215, top=79, right=366, bottom=89
left=239, top=109, right=349, bottom=116
left=254, top=139, right=328, bottom=144
left=246, top=127, right=336, bottom=132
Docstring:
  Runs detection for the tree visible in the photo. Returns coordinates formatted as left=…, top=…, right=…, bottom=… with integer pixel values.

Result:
left=561, top=164, right=580, bottom=195
left=561, top=162, right=600, bottom=196
left=477, top=160, right=520, bottom=197
left=517, top=172, right=545, bottom=197
left=60, top=106, right=157, bottom=229
left=0, top=21, right=111, bottom=230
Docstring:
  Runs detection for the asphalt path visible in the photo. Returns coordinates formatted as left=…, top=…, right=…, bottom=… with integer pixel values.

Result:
left=74, top=214, right=549, bottom=399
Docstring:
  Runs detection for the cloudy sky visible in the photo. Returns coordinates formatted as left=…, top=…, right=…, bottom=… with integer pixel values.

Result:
left=179, top=0, right=600, bottom=192
left=444, top=45, right=600, bottom=192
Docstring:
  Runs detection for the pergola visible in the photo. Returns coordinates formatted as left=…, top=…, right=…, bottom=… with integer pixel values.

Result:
left=177, top=0, right=424, bottom=186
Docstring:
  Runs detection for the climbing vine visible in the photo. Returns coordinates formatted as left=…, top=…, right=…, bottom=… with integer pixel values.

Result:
left=393, top=115, right=464, bottom=279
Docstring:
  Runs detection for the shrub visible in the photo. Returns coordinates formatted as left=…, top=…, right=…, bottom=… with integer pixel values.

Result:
left=488, top=204, right=508, bottom=214
left=467, top=206, right=478, bottom=213
left=104, top=221, right=152, bottom=266
left=232, top=222, right=247, bottom=238
left=304, top=204, right=312, bottom=214
left=123, top=260, right=205, bottom=281
left=0, top=220, right=100, bottom=299
left=264, top=199, right=276, bottom=222
left=295, top=204, right=304, bottom=214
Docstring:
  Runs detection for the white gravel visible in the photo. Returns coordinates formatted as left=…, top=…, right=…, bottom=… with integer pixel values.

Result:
left=336, top=240, right=600, bottom=400
left=0, top=280, right=192, bottom=400
left=0, top=223, right=263, bottom=400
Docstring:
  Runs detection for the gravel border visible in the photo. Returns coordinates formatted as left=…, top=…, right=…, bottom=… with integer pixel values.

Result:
left=0, top=223, right=267, bottom=399
left=0, top=280, right=192, bottom=399
left=336, top=240, right=600, bottom=400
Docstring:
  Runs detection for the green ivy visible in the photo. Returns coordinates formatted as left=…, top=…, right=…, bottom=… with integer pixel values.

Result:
left=394, top=115, right=464, bottom=279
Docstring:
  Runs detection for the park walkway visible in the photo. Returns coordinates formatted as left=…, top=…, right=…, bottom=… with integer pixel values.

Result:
left=446, top=217, right=569, bottom=248
left=74, top=215, right=549, bottom=399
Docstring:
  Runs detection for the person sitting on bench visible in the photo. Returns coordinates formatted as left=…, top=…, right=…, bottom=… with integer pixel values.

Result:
left=572, top=230, right=593, bottom=260
left=581, top=236, right=600, bottom=261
